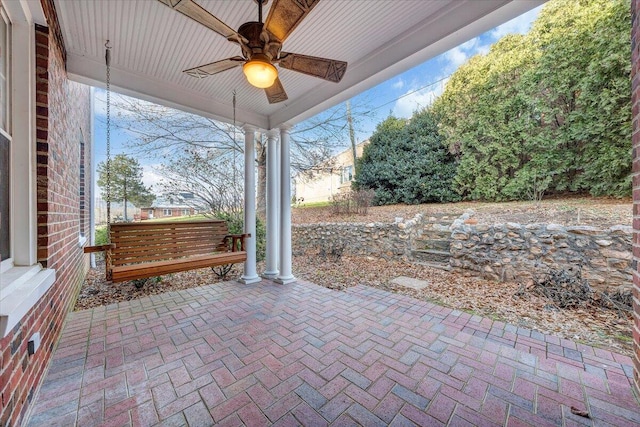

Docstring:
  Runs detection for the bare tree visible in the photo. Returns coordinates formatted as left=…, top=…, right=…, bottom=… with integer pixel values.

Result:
left=156, top=147, right=243, bottom=215
left=101, top=92, right=374, bottom=215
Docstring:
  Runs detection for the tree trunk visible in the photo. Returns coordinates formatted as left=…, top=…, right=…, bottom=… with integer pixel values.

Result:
left=123, top=175, right=128, bottom=221
left=256, top=133, right=267, bottom=221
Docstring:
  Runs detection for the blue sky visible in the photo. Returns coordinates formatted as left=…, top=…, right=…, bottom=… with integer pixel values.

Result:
left=93, top=5, right=542, bottom=191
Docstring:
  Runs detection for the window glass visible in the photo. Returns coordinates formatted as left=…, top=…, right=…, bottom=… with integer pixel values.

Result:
left=79, top=134, right=85, bottom=239
left=340, top=166, right=353, bottom=184
left=0, top=132, right=8, bottom=260
left=0, top=8, right=8, bottom=132
left=0, top=8, right=9, bottom=260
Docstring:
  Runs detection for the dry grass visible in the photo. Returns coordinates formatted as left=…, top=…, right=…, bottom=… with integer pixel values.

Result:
left=293, top=196, right=631, bottom=227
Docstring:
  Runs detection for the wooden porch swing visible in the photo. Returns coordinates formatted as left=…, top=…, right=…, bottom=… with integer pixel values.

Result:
left=84, top=42, right=248, bottom=283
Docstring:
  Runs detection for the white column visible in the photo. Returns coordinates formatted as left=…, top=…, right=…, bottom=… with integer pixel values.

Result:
left=275, top=125, right=295, bottom=284
left=240, top=125, right=261, bottom=284
left=262, top=129, right=279, bottom=279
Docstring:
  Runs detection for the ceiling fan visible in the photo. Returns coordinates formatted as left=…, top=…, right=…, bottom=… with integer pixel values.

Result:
left=158, top=0, right=348, bottom=104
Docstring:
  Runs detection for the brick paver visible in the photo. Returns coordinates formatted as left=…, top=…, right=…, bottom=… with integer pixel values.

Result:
left=27, top=279, right=639, bottom=426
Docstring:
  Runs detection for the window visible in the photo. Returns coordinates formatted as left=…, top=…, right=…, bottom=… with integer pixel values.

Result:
left=0, top=7, right=9, bottom=261
left=182, top=209, right=189, bottom=216
left=0, top=7, right=8, bottom=131
left=78, top=132, right=86, bottom=246
left=163, top=208, right=172, bottom=216
left=340, top=165, right=353, bottom=184
left=0, top=2, right=56, bottom=338
left=0, top=133, right=8, bottom=260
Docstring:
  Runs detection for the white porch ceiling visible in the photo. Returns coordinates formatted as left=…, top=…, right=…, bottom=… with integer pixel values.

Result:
left=54, top=0, right=543, bottom=130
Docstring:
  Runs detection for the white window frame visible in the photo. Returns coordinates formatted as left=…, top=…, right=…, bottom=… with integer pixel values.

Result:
left=78, top=130, right=87, bottom=247
left=0, top=1, right=55, bottom=338
left=340, top=165, right=353, bottom=185
left=163, top=208, right=172, bottom=216
left=0, top=6, right=10, bottom=261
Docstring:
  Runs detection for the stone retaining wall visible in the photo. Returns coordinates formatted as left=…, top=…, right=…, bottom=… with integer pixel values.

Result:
left=291, top=212, right=632, bottom=292
left=449, top=220, right=633, bottom=291
left=292, top=214, right=423, bottom=260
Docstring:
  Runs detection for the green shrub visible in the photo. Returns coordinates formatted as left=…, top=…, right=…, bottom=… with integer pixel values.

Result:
left=95, top=225, right=108, bottom=245
left=356, top=111, right=460, bottom=205
left=214, top=211, right=266, bottom=262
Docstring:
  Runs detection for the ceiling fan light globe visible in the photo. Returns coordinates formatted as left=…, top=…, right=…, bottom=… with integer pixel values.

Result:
left=243, top=59, right=278, bottom=88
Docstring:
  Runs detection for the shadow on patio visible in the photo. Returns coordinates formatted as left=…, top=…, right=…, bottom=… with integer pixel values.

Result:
left=27, top=279, right=639, bottom=426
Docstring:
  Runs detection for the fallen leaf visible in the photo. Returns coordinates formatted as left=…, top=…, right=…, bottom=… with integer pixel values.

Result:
left=570, top=406, right=590, bottom=418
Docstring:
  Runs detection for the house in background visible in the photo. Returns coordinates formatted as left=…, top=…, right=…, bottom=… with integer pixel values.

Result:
left=0, top=1, right=92, bottom=425
left=140, top=193, right=198, bottom=220
left=294, top=141, right=369, bottom=204
left=140, top=204, right=195, bottom=220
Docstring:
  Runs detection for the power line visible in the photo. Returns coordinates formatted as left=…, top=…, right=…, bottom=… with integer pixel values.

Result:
left=364, top=74, right=452, bottom=115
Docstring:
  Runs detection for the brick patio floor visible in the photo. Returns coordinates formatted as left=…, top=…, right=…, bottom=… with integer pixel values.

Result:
left=27, top=279, right=639, bottom=426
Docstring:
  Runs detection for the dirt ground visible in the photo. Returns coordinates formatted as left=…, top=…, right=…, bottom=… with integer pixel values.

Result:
left=76, top=197, right=634, bottom=357
left=292, top=196, right=632, bottom=227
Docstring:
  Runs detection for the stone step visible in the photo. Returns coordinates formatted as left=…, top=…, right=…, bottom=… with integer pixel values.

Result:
left=412, top=260, right=452, bottom=271
left=414, top=238, right=450, bottom=251
left=422, top=229, right=451, bottom=239
left=423, top=223, right=452, bottom=230
left=411, top=249, right=451, bottom=264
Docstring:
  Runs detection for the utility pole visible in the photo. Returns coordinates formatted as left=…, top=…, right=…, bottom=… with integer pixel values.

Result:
left=346, top=100, right=357, bottom=167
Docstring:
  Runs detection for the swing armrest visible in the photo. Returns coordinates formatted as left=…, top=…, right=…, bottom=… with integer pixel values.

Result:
left=83, top=243, right=116, bottom=254
left=225, top=234, right=251, bottom=252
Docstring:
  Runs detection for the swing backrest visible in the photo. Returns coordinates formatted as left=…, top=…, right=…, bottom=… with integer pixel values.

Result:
left=109, top=220, right=232, bottom=267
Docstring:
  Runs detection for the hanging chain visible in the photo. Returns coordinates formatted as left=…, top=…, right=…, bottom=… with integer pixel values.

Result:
left=105, top=41, right=112, bottom=236
left=233, top=90, right=238, bottom=209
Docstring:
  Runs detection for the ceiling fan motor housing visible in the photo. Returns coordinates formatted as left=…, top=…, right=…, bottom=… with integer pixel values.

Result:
left=238, top=22, right=281, bottom=61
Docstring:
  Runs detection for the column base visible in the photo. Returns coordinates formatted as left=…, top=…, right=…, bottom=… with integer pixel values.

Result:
left=274, top=275, right=296, bottom=285
left=238, top=275, right=261, bottom=285
left=262, top=270, right=279, bottom=280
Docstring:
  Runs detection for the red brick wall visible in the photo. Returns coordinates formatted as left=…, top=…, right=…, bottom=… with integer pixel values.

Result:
left=0, top=0, right=91, bottom=425
left=633, top=0, right=640, bottom=393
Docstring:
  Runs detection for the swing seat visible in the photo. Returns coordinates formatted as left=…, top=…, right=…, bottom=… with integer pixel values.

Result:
left=84, top=220, right=249, bottom=283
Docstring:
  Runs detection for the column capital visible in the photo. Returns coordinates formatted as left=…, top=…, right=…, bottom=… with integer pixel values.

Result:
left=266, top=129, right=279, bottom=138
left=279, top=123, right=293, bottom=133
left=243, top=124, right=257, bottom=133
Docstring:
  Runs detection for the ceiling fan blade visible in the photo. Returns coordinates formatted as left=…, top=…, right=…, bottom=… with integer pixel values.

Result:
left=183, top=57, right=245, bottom=78
left=157, top=0, right=241, bottom=41
left=278, top=52, right=347, bottom=83
left=265, top=77, right=288, bottom=104
left=264, top=0, right=320, bottom=42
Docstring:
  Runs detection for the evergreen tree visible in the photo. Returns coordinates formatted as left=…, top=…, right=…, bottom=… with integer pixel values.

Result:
left=97, top=154, right=155, bottom=220
left=432, top=0, right=631, bottom=200
left=356, top=110, right=459, bottom=205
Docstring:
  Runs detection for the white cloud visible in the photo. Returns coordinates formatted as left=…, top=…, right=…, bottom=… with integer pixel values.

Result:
left=459, top=37, right=479, bottom=51
left=392, top=79, right=447, bottom=118
left=490, top=6, right=542, bottom=39
left=142, top=165, right=164, bottom=191
left=437, top=6, right=541, bottom=73
left=441, top=36, right=490, bottom=72
left=392, top=79, right=405, bottom=90
left=444, top=46, right=469, bottom=69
